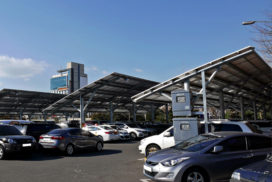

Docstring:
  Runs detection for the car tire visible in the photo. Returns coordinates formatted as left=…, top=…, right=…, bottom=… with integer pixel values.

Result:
left=182, top=168, right=208, bottom=182
left=146, top=144, right=160, bottom=156
left=0, top=145, right=5, bottom=160
left=96, top=142, right=103, bottom=152
left=65, top=144, right=74, bottom=156
left=130, top=132, right=137, bottom=140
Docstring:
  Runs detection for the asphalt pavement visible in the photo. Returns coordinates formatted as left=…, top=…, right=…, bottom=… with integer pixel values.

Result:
left=0, top=141, right=150, bottom=182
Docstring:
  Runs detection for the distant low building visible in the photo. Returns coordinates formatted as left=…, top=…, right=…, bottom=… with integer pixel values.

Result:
left=50, top=62, right=88, bottom=94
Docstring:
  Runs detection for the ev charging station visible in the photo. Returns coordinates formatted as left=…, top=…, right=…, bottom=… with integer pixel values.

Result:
left=171, top=89, right=201, bottom=144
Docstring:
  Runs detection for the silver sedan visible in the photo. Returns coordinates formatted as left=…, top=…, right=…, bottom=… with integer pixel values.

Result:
left=39, top=128, right=103, bottom=155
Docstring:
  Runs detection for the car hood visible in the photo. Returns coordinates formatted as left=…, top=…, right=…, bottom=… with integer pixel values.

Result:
left=147, top=148, right=191, bottom=163
left=142, top=135, right=159, bottom=142
left=238, top=159, right=272, bottom=174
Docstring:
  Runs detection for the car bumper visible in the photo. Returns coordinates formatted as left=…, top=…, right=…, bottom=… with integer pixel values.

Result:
left=103, top=134, right=120, bottom=141
left=138, top=144, right=145, bottom=154
left=119, top=134, right=130, bottom=140
left=4, top=143, right=36, bottom=153
left=143, top=162, right=186, bottom=182
left=39, top=141, right=66, bottom=151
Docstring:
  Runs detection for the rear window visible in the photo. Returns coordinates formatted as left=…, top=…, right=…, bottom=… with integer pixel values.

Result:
left=27, top=124, right=60, bottom=132
left=0, top=125, right=22, bottom=136
left=247, top=136, right=272, bottom=150
left=213, top=124, right=242, bottom=132
left=48, top=129, right=67, bottom=135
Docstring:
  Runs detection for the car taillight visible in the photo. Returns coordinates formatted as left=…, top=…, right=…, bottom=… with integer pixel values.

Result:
left=39, top=136, right=44, bottom=139
left=105, top=132, right=110, bottom=134
left=51, top=136, right=64, bottom=140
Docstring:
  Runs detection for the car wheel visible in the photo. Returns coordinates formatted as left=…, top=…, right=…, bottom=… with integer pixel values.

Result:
left=146, top=144, right=160, bottom=156
left=130, top=132, right=137, bottom=140
left=182, top=168, right=208, bottom=182
left=96, top=142, right=103, bottom=152
left=66, top=144, right=74, bottom=156
left=0, top=145, right=5, bottom=160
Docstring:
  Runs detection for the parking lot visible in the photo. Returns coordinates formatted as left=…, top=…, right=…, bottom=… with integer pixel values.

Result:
left=0, top=141, right=149, bottom=182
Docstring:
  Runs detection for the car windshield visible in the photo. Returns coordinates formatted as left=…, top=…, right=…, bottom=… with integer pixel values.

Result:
left=173, top=134, right=220, bottom=152
left=48, top=129, right=67, bottom=135
left=101, top=126, right=112, bottom=130
left=0, top=125, right=22, bottom=136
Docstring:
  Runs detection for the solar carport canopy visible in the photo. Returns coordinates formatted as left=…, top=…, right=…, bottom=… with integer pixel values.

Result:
left=0, top=89, right=64, bottom=115
left=43, top=72, right=160, bottom=114
left=132, top=46, right=272, bottom=111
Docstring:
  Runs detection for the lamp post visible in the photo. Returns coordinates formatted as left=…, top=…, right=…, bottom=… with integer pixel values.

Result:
left=242, top=20, right=272, bottom=25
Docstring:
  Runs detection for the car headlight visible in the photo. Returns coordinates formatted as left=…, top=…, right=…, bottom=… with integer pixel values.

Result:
left=3, top=138, right=17, bottom=144
left=161, top=157, right=190, bottom=167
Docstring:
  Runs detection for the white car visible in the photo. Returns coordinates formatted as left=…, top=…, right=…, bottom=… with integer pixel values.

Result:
left=139, top=120, right=258, bottom=156
left=114, top=123, right=149, bottom=140
left=82, top=125, right=120, bottom=142
left=102, top=124, right=130, bottom=140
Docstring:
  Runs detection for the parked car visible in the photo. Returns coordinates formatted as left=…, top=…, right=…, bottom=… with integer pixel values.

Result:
left=139, top=120, right=259, bottom=156
left=114, top=123, right=149, bottom=140
left=82, top=125, right=120, bottom=142
left=102, top=124, right=130, bottom=140
left=20, top=123, right=61, bottom=141
left=39, top=128, right=103, bottom=155
left=230, top=153, right=272, bottom=182
left=143, top=132, right=272, bottom=182
left=0, top=125, right=36, bottom=159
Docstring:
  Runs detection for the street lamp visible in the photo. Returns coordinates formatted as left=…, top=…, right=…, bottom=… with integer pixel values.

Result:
left=242, top=20, right=272, bottom=25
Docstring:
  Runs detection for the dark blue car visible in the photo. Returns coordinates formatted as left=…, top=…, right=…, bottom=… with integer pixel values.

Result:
left=230, top=154, right=272, bottom=182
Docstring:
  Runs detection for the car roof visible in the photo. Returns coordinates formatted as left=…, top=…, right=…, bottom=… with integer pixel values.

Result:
left=206, top=131, right=269, bottom=138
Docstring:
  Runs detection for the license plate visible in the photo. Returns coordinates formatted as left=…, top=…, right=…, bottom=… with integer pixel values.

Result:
left=43, top=138, right=51, bottom=142
left=144, top=165, right=152, bottom=172
left=22, top=143, right=32, bottom=147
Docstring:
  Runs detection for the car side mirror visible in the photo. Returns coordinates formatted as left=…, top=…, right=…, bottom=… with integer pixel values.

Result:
left=212, top=145, right=223, bottom=153
left=163, top=131, right=171, bottom=137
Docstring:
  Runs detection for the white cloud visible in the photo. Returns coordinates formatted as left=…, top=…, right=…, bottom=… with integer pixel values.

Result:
left=90, top=66, right=98, bottom=71
left=135, top=68, right=143, bottom=73
left=0, top=55, right=47, bottom=79
left=86, top=65, right=109, bottom=75
left=0, top=82, right=2, bottom=86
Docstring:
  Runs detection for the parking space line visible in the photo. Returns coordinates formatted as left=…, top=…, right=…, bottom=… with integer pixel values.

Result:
left=140, top=179, right=151, bottom=182
left=137, top=158, right=145, bottom=161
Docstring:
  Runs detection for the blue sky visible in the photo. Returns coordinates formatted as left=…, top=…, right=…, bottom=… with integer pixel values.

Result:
left=0, top=0, right=271, bottom=92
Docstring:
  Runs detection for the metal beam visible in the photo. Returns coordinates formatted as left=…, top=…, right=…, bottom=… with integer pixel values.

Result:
left=219, top=90, right=225, bottom=119
left=201, top=71, right=209, bottom=133
left=240, top=97, right=244, bottom=120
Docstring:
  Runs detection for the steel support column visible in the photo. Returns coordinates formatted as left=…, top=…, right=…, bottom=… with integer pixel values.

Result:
left=80, top=95, right=85, bottom=128
left=110, top=101, right=114, bottom=122
left=165, top=104, right=169, bottom=123
left=240, top=97, right=244, bottom=120
left=201, top=71, right=208, bottom=133
left=19, top=110, right=23, bottom=120
left=219, top=91, right=225, bottom=119
left=184, top=80, right=190, bottom=91
left=43, top=112, right=47, bottom=122
left=133, top=102, right=137, bottom=122
left=253, top=101, right=257, bottom=121
left=151, top=104, right=155, bottom=122
left=263, top=104, right=266, bottom=120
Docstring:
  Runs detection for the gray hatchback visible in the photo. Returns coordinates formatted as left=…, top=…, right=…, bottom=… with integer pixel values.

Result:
left=144, top=132, right=272, bottom=182
left=39, top=128, right=103, bottom=155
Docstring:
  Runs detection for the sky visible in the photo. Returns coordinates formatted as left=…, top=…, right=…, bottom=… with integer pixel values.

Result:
left=0, top=0, right=271, bottom=92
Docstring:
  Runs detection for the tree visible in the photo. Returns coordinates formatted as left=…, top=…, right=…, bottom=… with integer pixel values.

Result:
left=251, top=14, right=272, bottom=64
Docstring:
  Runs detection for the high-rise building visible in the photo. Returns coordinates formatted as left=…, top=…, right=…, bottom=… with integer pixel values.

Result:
left=50, top=62, right=88, bottom=94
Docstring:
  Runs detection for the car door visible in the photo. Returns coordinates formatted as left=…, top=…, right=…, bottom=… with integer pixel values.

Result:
left=162, top=128, right=175, bottom=148
left=69, top=129, right=85, bottom=148
left=204, top=136, right=252, bottom=181
left=80, top=130, right=95, bottom=148
left=247, top=135, right=272, bottom=162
